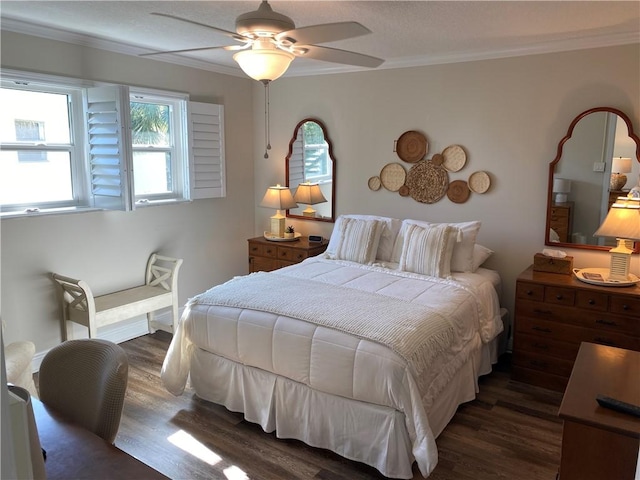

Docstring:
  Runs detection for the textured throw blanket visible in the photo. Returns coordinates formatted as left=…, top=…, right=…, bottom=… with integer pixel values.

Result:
left=190, top=271, right=457, bottom=396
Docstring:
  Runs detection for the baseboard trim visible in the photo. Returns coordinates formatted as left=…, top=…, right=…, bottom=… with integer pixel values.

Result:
left=31, top=310, right=177, bottom=373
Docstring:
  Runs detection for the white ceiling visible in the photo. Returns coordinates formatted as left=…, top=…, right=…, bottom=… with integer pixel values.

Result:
left=2, top=1, right=639, bottom=78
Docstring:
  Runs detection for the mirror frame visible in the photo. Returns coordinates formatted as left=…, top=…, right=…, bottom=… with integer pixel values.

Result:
left=545, top=107, right=640, bottom=252
left=285, top=118, right=336, bottom=223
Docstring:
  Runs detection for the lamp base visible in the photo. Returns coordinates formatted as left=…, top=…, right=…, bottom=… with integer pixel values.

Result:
left=554, top=193, right=568, bottom=204
left=269, top=210, right=286, bottom=238
left=610, top=173, right=628, bottom=191
left=302, top=205, right=317, bottom=217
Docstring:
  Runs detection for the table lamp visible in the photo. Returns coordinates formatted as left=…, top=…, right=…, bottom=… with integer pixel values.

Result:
left=593, top=196, right=640, bottom=282
left=293, top=182, right=327, bottom=217
left=610, top=157, right=632, bottom=191
left=260, top=185, right=297, bottom=238
left=553, top=178, right=571, bottom=204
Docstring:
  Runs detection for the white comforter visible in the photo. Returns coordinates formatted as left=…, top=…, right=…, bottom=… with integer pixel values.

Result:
left=162, top=257, right=502, bottom=477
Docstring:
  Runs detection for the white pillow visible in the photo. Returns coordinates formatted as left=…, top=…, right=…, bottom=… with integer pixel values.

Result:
left=392, top=219, right=481, bottom=273
left=472, top=244, right=494, bottom=271
left=327, top=214, right=401, bottom=262
left=399, top=223, right=459, bottom=278
left=333, top=217, right=384, bottom=264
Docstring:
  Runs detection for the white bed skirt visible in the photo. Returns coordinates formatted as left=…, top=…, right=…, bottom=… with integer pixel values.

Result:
left=188, top=337, right=497, bottom=479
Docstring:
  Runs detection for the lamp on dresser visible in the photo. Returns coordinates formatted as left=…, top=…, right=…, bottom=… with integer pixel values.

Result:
left=553, top=178, right=571, bottom=203
left=260, top=185, right=297, bottom=238
left=609, top=157, right=632, bottom=190
left=292, top=182, right=327, bottom=217
left=593, top=196, right=640, bottom=282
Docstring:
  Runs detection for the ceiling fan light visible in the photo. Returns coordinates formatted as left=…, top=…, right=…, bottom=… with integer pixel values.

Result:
left=233, top=48, right=295, bottom=82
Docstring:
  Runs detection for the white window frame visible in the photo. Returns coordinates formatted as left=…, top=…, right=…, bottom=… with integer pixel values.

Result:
left=0, top=69, right=225, bottom=218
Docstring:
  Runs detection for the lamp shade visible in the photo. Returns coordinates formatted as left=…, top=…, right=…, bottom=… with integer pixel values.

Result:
left=260, top=185, right=297, bottom=210
left=293, top=183, right=327, bottom=205
left=594, top=197, right=640, bottom=240
left=553, top=178, right=571, bottom=193
left=233, top=48, right=294, bottom=82
left=612, top=157, right=632, bottom=174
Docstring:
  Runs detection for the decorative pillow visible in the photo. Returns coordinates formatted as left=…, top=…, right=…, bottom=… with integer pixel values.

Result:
left=327, top=214, right=401, bottom=262
left=398, top=223, right=459, bottom=277
left=333, top=217, right=384, bottom=264
left=472, top=244, right=494, bottom=272
left=390, top=219, right=430, bottom=264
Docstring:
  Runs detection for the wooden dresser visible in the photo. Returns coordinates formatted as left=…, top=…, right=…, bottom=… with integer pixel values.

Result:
left=512, top=266, right=640, bottom=392
left=548, top=202, right=573, bottom=243
left=248, top=236, right=328, bottom=272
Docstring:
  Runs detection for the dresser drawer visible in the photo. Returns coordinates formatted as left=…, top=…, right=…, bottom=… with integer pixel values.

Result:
left=513, top=332, right=579, bottom=360
left=575, top=290, right=608, bottom=311
left=262, top=243, right=278, bottom=259
left=278, top=246, right=309, bottom=263
left=544, top=286, right=575, bottom=306
left=609, top=294, right=640, bottom=318
left=248, top=242, right=265, bottom=257
left=516, top=300, right=577, bottom=324
left=516, top=316, right=583, bottom=344
left=516, top=282, right=544, bottom=302
left=581, top=327, right=640, bottom=351
left=576, top=310, right=639, bottom=336
left=512, top=350, right=575, bottom=378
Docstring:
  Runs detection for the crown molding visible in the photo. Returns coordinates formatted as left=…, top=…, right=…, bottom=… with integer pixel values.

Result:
left=3, top=17, right=639, bottom=79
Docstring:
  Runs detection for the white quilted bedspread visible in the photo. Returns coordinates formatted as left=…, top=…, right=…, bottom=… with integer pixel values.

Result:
left=162, top=256, right=502, bottom=476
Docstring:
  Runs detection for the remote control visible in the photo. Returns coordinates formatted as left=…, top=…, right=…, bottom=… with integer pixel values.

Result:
left=596, top=394, right=640, bottom=418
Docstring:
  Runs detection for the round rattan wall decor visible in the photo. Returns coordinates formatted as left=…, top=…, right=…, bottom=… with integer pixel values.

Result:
left=442, top=145, right=467, bottom=172
left=368, top=175, right=382, bottom=191
left=447, top=180, right=471, bottom=203
left=380, top=163, right=406, bottom=192
left=468, top=171, right=491, bottom=193
left=406, top=160, right=448, bottom=204
left=398, top=185, right=410, bottom=197
left=395, top=131, right=428, bottom=163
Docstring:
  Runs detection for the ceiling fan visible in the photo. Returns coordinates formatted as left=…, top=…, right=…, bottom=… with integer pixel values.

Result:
left=140, top=0, right=384, bottom=82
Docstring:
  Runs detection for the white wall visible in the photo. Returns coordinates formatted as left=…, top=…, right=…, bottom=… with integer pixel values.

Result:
left=254, top=44, right=640, bottom=318
left=0, top=32, right=256, bottom=355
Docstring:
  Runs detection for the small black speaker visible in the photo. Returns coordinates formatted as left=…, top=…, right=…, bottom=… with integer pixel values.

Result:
left=309, top=235, right=323, bottom=243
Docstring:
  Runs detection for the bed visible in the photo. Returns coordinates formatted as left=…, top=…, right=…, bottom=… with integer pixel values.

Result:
left=161, top=215, right=504, bottom=478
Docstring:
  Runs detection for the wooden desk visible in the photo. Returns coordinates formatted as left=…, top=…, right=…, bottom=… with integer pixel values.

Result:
left=558, top=342, right=640, bottom=480
left=33, top=397, right=167, bottom=479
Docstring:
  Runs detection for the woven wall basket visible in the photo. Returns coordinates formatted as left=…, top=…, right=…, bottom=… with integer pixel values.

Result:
left=395, top=131, right=428, bottom=163
left=406, top=160, right=448, bottom=204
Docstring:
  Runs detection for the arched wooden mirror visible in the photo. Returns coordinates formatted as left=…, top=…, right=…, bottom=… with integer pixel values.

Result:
left=286, top=118, right=335, bottom=223
left=545, top=107, right=640, bottom=252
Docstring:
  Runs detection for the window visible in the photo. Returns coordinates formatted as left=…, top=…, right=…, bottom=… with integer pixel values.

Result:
left=0, top=71, right=225, bottom=216
left=302, top=121, right=330, bottom=183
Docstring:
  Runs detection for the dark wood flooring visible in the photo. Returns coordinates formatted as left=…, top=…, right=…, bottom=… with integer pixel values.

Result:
left=113, top=332, right=563, bottom=479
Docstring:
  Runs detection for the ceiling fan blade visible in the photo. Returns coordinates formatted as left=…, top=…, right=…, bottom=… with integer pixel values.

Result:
left=276, top=22, right=371, bottom=46
left=139, top=45, right=229, bottom=57
left=299, top=45, right=384, bottom=68
left=151, top=12, right=247, bottom=41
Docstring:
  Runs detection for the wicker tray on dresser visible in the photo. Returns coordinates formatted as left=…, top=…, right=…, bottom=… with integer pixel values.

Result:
left=512, top=266, right=640, bottom=392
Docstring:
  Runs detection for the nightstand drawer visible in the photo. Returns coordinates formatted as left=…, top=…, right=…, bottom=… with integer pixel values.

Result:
left=278, top=246, right=308, bottom=263
left=516, top=316, right=583, bottom=344
left=262, top=244, right=278, bottom=259
left=513, top=350, right=575, bottom=378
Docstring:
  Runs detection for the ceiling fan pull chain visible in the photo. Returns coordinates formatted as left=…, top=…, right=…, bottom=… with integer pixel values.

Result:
left=263, top=80, right=272, bottom=159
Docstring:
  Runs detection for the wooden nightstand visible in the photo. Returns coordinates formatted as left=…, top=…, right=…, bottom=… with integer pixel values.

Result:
left=248, top=236, right=328, bottom=273
left=512, top=266, right=640, bottom=392
left=548, top=202, right=573, bottom=243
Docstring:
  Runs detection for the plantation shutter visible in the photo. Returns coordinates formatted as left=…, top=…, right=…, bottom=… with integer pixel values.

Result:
left=288, top=135, right=304, bottom=186
left=188, top=102, right=226, bottom=199
left=85, top=85, right=133, bottom=211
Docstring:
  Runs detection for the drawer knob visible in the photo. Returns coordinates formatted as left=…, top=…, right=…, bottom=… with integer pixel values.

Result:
left=596, top=319, right=617, bottom=327
left=532, top=342, right=549, bottom=350
left=556, top=294, right=563, bottom=300
left=588, top=299, right=595, bottom=305
left=533, top=309, right=553, bottom=316
left=622, top=304, right=630, bottom=311
left=526, top=290, right=533, bottom=296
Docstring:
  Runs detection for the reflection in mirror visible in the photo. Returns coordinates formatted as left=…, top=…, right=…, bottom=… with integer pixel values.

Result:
left=546, top=107, right=640, bottom=252
left=286, top=118, right=335, bottom=222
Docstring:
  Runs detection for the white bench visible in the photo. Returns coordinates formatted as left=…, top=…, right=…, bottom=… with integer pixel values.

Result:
left=52, top=254, right=183, bottom=339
